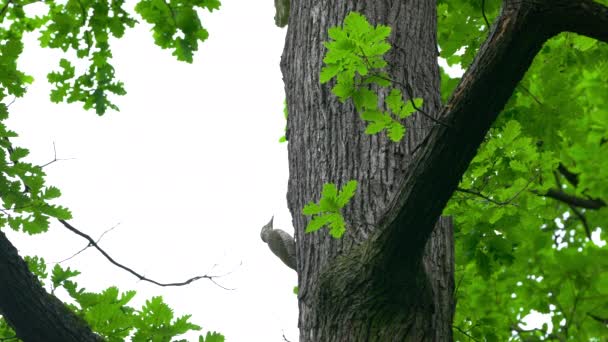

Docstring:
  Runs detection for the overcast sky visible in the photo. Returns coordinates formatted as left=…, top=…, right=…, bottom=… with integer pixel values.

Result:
left=6, top=1, right=298, bottom=341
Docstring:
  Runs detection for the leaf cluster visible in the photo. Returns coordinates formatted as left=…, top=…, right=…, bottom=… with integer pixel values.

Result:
left=0, top=1, right=225, bottom=339
left=302, top=180, right=357, bottom=238
left=320, top=12, right=423, bottom=142
left=1, top=0, right=219, bottom=116
left=0, top=105, right=72, bottom=234
left=0, top=258, right=225, bottom=342
left=135, top=0, right=220, bottom=63
left=438, top=2, right=608, bottom=339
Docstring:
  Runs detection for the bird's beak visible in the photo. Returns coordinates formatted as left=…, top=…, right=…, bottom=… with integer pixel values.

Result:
left=268, top=216, right=274, bottom=228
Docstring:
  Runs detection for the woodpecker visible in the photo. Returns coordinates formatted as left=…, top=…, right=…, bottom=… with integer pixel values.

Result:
left=260, top=216, right=296, bottom=271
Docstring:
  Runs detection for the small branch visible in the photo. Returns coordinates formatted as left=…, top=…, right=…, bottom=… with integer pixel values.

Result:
left=58, top=219, right=234, bottom=289
left=567, top=205, right=591, bottom=239
left=587, top=312, right=608, bottom=325
left=456, top=187, right=511, bottom=205
left=551, top=170, right=594, bottom=238
left=455, top=184, right=530, bottom=207
left=0, top=0, right=13, bottom=20
left=481, top=0, right=491, bottom=30
left=281, top=330, right=292, bottom=342
left=54, top=223, right=120, bottom=264
left=517, top=84, right=543, bottom=106
left=557, top=163, right=579, bottom=187
left=540, top=188, right=606, bottom=210
left=453, top=325, right=481, bottom=342
left=40, top=142, right=76, bottom=168
left=555, top=0, right=608, bottom=44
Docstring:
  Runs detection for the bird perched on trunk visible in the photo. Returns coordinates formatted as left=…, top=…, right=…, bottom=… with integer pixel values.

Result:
left=260, top=217, right=296, bottom=271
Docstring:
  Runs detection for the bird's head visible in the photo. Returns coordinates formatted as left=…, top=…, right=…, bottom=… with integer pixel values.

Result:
left=260, top=216, right=274, bottom=242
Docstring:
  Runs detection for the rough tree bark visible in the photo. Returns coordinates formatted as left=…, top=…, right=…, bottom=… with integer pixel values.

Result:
left=281, top=0, right=608, bottom=341
left=282, top=1, right=454, bottom=340
left=0, top=231, right=101, bottom=341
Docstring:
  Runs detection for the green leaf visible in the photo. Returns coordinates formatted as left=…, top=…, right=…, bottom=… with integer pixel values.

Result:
left=302, top=202, right=322, bottom=215
left=353, top=87, right=378, bottom=112
left=365, top=121, right=386, bottom=135
left=320, top=64, right=341, bottom=84
left=327, top=213, right=346, bottom=238
left=51, top=264, right=81, bottom=288
left=337, top=180, right=358, bottom=207
left=387, top=121, right=405, bottom=142
left=360, top=109, right=384, bottom=122
left=200, top=332, right=225, bottom=342
left=305, top=213, right=333, bottom=233
left=322, top=183, right=338, bottom=199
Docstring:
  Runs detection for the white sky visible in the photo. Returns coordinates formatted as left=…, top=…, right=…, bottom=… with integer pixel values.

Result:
left=6, top=1, right=298, bottom=341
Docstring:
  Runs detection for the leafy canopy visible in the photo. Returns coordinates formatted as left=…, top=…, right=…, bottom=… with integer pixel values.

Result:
left=437, top=0, right=608, bottom=340
left=0, top=0, right=223, bottom=340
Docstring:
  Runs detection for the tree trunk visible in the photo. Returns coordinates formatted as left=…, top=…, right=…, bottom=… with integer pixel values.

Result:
left=0, top=231, right=102, bottom=341
left=281, top=1, right=454, bottom=340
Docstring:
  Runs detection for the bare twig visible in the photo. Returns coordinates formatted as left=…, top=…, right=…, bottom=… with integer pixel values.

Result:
left=54, top=223, right=120, bottom=264
left=40, top=142, right=76, bottom=168
left=281, top=330, right=292, bottom=342
left=58, top=219, right=234, bottom=289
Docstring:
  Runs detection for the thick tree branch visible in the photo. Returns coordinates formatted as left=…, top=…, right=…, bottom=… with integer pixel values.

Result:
left=0, top=231, right=102, bottom=341
left=543, top=188, right=606, bottom=209
left=554, top=0, right=608, bottom=43
left=373, top=0, right=608, bottom=272
left=374, top=0, right=557, bottom=268
left=587, top=312, right=608, bottom=325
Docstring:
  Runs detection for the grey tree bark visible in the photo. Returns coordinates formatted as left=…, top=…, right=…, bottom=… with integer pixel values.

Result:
left=281, top=1, right=454, bottom=340
left=280, top=0, right=608, bottom=341
left=0, top=231, right=102, bottom=341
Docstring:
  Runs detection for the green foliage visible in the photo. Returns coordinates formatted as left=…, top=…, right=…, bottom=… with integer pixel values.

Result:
left=135, top=0, right=220, bottom=63
left=0, top=107, right=72, bottom=234
left=0, top=261, right=224, bottom=342
left=438, top=2, right=608, bottom=339
left=320, top=12, right=423, bottom=142
left=302, top=180, right=357, bottom=238
left=0, top=0, right=223, bottom=339
left=1, top=0, right=218, bottom=116
left=279, top=99, right=288, bottom=143
left=199, top=332, right=224, bottom=342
